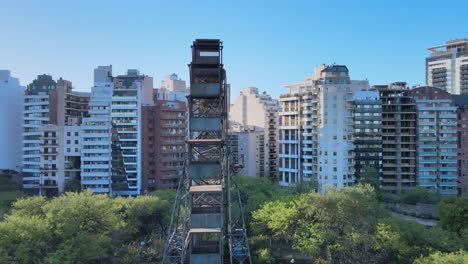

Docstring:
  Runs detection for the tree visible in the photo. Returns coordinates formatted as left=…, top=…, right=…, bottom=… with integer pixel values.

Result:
left=0, top=215, right=52, bottom=263
left=414, top=250, right=468, bottom=264
left=124, top=195, right=171, bottom=240
left=357, top=166, right=380, bottom=192
left=251, top=184, right=393, bottom=263
left=237, top=176, right=296, bottom=223
left=438, top=195, right=468, bottom=236
left=399, top=187, right=441, bottom=205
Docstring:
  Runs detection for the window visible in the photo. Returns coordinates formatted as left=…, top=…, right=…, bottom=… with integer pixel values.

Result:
left=75, top=132, right=78, bottom=136
left=67, top=140, right=71, bottom=144
left=67, top=148, right=70, bottom=152
left=75, top=140, right=78, bottom=144
left=67, top=132, right=71, bottom=136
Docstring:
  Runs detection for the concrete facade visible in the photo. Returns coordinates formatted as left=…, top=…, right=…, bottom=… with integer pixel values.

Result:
left=352, top=90, right=382, bottom=182
left=142, top=100, right=187, bottom=192
left=227, top=128, right=264, bottom=177
left=376, top=83, right=417, bottom=194
left=0, top=70, right=25, bottom=172
left=22, top=75, right=90, bottom=195
left=410, top=86, right=459, bottom=195
left=452, top=95, right=468, bottom=194
left=279, top=65, right=369, bottom=192
left=229, top=87, right=279, bottom=178
left=426, top=39, right=468, bottom=95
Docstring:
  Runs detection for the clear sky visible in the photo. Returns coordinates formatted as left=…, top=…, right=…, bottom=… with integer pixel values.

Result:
left=1, top=0, right=467, bottom=99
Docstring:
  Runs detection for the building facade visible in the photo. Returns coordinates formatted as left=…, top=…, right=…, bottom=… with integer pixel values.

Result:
left=426, top=39, right=468, bottom=95
left=22, top=75, right=89, bottom=195
left=22, top=75, right=57, bottom=193
left=227, top=128, right=265, bottom=177
left=452, top=95, right=468, bottom=194
left=279, top=65, right=369, bottom=192
left=375, top=83, right=417, bottom=194
left=0, top=70, right=25, bottom=172
left=81, top=67, right=153, bottom=195
left=352, top=90, right=382, bottom=182
left=142, top=100, right=187, bottom=192
left=409, top=86, right=459, bottom=195
left=229, top=87, right=279, bottom=178
left=81, top=81, right=114, bottom=194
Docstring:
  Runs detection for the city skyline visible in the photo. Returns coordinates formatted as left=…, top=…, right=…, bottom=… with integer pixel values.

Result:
left=2, top=0, right=468, bottom=99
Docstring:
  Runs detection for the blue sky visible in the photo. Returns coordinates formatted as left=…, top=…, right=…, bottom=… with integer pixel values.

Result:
left=1, top=0, right=467, bottom=99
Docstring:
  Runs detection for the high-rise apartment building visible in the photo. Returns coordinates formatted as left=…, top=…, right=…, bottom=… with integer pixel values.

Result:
left=0, top=70, right=25, bottom=172
left=375, top=83, right=417, bottom=194
left=409, top=86, right=459, bottom=195
left=81, top=67, right=153, bottom=195
left=227, top=128, right=265, bottom=177
left=22, top=75, right=89, bottom=195
left=229, top=87, right=279, bottom=178
left=22, top=74, right=57, bottom=192
left=81, top=81, right=113, bottom=194
left=426, top=39, right=468, bottom=94
left=352, top=90, right=382, bottom=181
left=157, top=73, right=189, bottom=102
left=452, top=95, right=468, bottom=194
left=142, top=100, right=187, bottom=192
left=279, top=65, right=369, bottom=192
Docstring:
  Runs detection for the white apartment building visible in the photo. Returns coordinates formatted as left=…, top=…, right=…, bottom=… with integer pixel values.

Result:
left=157, top=73, right=189, bottom=102
left=426, top=39, right=468, bottom=95
left=22, top=75, right=90, bottom=195
left=22, top=75, right=57, bottom=192
left=229, top=87, right=279, bottom=178
left=81, top=82, right=113, bottom=194
left=0, top=70, right=25, bottom=172
left=39, top=125, right=82, bottom=195
left=81, top=67, right=153, bottom=196
left=228, top=128, right=265, bottom=177
left=279, top=65, right=369, bottom=192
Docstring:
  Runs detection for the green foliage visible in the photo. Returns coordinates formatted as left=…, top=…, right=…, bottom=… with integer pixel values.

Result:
left=379, top=217, right=465, bottom=263
left=438, top=195, right=468, bottom=236
left=0, top=174, right=26, bottom=216
left=414, top=250, right=468, bottom=264
left=0, top=191, right=172, bottom=263
left=251, top=184, right=391, bottom=263
left=357, top=166, right=381, bottom=191
left=43, top=233, right=111, bottom=264
left=0, top=215, right=52, bottom=263
left=250, top=184, right=467, bottom=264
left=399, top=187, right=441, bottom=205
left=124, top=195, right=171, bottom=239
left=237, top=176, right=296, bottom=222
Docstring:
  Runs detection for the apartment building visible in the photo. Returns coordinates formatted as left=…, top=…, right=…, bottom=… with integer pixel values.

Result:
left=81, top=66, right=153, bottom=195
left=0, top=70, right=25, bottom=172
left=142, top=100, right=187, bottom=192
left=426, top=39, right=468, bottom=94
left=452, top=95, right=468, bottom=194
left=23, top=75, right=89, bottom=195
left=352, top=90, right=382, bottom=181
left=227, top=128, right=265, bottom=177
left=279, top=65, right=369, bottom=192
left=408, top=86, right=459, bottom=194
left=81, top=81, right=113, bottom=194
left=22, top=75, right=57, bottom=192
left=157, top=73, right=189, bottom=102
left=229, top=87, right=279, bottom=178
left=374, top=83, right=417, bottom=194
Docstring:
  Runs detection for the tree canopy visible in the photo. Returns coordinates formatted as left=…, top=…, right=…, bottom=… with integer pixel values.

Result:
left=0, top=191, right=172, bottom=263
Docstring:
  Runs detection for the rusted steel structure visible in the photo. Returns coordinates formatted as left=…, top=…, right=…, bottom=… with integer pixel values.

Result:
left=163, top=39, right=251, bottom=264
